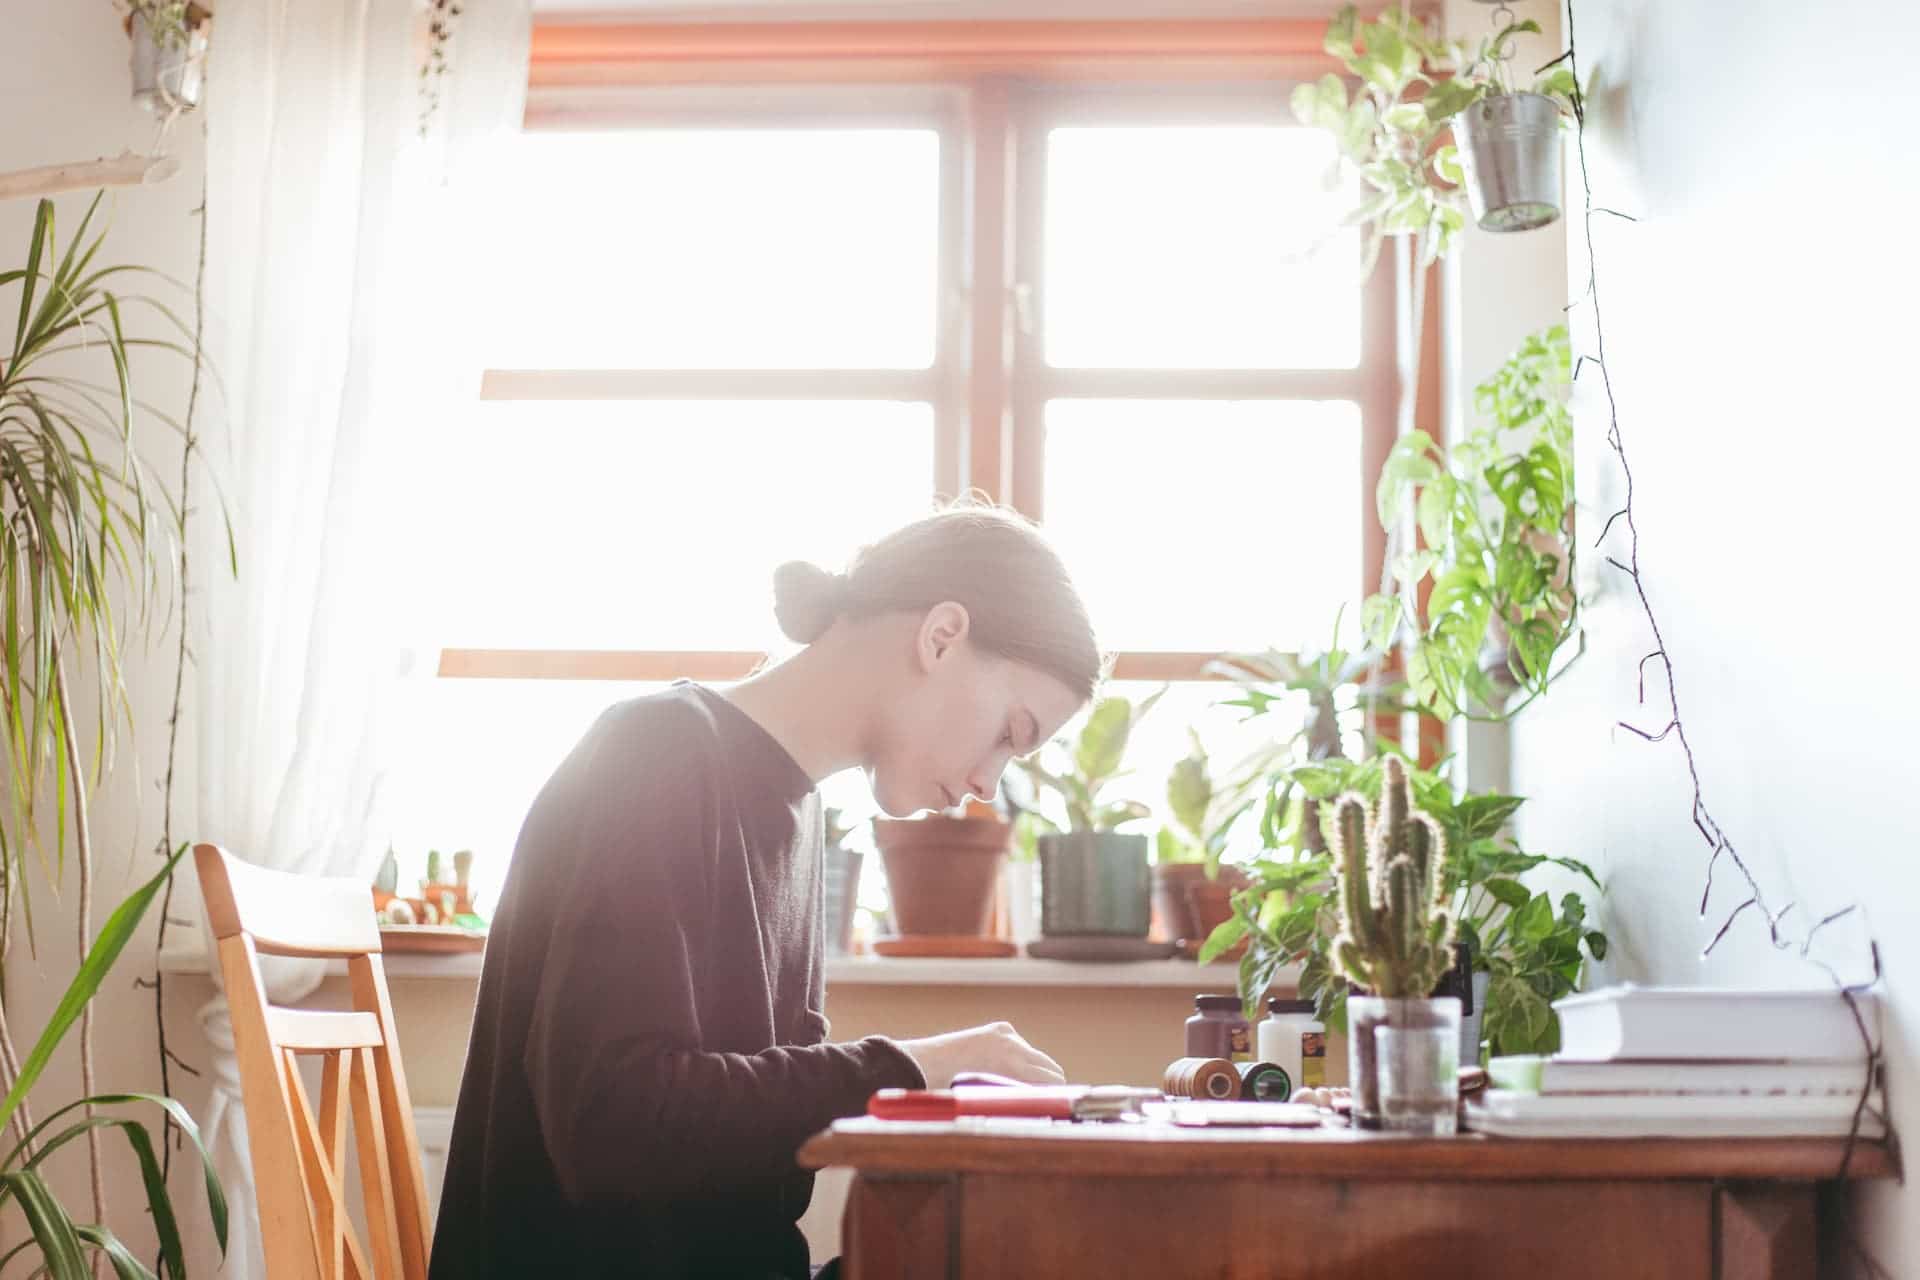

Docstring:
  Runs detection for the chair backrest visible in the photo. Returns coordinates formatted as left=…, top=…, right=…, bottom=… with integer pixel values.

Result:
left=195, top=843, right=433, bottom=1280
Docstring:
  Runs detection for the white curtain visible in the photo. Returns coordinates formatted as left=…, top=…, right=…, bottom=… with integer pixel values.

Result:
left=192, top=2, right=529, bottom=1275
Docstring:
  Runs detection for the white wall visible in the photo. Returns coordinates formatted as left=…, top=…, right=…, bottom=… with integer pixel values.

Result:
left=1505, top=0, right=1920, bottom=1272
left=0, top=4, right=218, bottom=1268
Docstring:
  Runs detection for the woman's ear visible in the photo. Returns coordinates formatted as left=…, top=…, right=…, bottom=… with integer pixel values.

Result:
left=914, top=601, right=973, bottom=672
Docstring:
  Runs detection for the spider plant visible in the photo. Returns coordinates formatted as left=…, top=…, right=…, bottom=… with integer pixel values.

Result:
left=1, top=193, right=222, bottom=1275
left=0, top=845, right=227, bottom=1278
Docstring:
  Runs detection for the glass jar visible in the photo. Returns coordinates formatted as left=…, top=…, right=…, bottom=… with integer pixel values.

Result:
left=1258, top=997, right=1326, bottom=1094
left=1185, top=994, right=1252, bottom=1063
left=1348, top=995, right=1461, bottom=1135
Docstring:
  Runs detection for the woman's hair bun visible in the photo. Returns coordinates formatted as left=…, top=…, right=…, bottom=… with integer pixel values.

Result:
left=773, top=560, right=849, bottom=645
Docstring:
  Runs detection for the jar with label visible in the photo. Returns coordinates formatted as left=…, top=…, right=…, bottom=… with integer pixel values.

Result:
left=1259, top=997, right=1326, bottom=1090
left=1186, top=995, right=1252, bottom=1063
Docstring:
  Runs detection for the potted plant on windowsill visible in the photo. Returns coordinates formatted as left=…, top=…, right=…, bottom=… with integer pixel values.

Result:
left=1154, top=733, right=1256, bottom=959
left=872, top=798, right=1015, bottom=956
left=1015, top=691, right=1168, bottom=959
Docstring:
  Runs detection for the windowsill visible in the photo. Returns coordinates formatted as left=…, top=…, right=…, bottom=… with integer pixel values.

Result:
left=157, top=940, right=1296, bottom=990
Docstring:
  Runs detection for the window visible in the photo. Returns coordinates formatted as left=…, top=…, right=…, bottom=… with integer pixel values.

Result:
left=408, top=24, right=1401, bottom=895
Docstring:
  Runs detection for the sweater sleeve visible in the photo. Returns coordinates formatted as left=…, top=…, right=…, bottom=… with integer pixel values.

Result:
left=521, top=719, right=922, bottom=1207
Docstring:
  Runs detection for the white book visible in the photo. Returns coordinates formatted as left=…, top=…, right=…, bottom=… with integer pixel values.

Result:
left=1489, top=1055, right=1872, bottom=1097
left=1552, top=985, right=1878, bottom=1064
left=1466, top=1089, right=1886, bottom=1140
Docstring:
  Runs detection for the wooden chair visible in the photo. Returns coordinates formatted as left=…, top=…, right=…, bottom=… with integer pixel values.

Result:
left=195, top=843, right=434, bottom=1280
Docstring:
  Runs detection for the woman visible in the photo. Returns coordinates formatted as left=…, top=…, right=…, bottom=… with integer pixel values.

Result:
left=431, top=503, right=1102, bottom=1279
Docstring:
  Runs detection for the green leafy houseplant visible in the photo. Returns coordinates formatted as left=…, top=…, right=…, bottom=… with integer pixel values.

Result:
left=0, top=847, right=227, bottom=1277
left=1364, top=324, right=1577, bottom=720
left=1, top=197, right=228, bottom=1274
left=1204, top=749, right=1607, bottom=1058
left=1290, top=4, right=1578, bottom=270
left=1013, top=690, right=1161, bottom=841
left=1014, top=692, right=1163, bottom=938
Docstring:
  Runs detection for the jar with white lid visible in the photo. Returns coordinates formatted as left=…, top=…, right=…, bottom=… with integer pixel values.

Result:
left=1259, top=997, right=1326, bottom=1091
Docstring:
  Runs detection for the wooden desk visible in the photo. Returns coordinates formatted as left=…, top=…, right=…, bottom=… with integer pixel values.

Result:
left=800, top=1118, right=1895, bottom=1279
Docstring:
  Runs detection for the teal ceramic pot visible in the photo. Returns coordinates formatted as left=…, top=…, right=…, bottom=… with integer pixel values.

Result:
left=1038, top=832, right=1151, bottom=937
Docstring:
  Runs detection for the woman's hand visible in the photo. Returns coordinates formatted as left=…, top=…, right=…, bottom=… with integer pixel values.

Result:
left=896, top=1021, right=1066, bottom=1088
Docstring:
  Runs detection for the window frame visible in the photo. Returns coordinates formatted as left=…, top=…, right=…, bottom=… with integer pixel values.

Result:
left=440, top=22, right=1414, bottom=688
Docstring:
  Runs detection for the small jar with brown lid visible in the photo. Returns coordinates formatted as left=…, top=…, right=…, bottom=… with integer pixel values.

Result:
left=1185, top=994, right=1252, bottom=1063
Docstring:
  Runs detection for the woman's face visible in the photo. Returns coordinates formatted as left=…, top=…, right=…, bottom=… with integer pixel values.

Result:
left=865, top=605, right=1084, bottom=818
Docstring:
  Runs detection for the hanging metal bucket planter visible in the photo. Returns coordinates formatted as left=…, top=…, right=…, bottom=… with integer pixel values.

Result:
left=1455, top=91, right=1563, bottom=232
left=130, top=11, right=209, bottom=114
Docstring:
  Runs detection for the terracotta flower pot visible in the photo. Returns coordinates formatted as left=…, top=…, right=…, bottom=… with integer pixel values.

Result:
left=1151, top=863, right=1207, bottom=943
left=1183, top=867, right=1251, bottom=952
left=1151, top=863, right=1251, bottom=948
left=873, top=811, right=1010, bottom=937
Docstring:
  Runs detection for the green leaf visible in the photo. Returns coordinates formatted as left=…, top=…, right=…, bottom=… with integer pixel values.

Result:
left=72, top=1225, right=155, bottom=1280
left=1512, top=892, right=1555, bottom=942
left=1166, top=750, right=1211, bottom=841
left=0, top=1169, right=87, bottom=1278
left=1421, top=78, right=1482, bottom=126
left=1391, top=549, right=1439, bottom=587
left=1417, top=473, right=1455, bottom=550
left=1382, top=102, right=1426, bottom=133
left=1198, top=914, right=1247, bottom=965
left=1073, top=697, right=1134, bottom=787
left=1484, top=972, right=1556, bottom=1056
left=1484, top=878, right=1531, bottom=909
left=0, top=845, right=189, bottom=1135
left=1360, top=593, right=1401, bottom=651
left=1585, top=930, right=1609, bottom=961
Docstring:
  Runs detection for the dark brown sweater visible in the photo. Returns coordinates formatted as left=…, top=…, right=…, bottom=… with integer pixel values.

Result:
left=429, top=683, right=922, bottom=1279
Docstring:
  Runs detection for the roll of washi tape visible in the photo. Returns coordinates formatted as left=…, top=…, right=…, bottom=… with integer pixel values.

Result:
left=1162, top=1057, right=1241, bottom=1101
left=1237, top=1060, right=1294, bottom=1102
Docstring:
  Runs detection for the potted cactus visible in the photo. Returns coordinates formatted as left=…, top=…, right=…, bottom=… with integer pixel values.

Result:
left=1330, top=755, right=1461, bottom=1133
left=1016, top=692, right=1161, bottom=941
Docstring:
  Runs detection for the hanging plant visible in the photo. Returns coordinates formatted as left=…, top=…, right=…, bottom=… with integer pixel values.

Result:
left=1290, top=5, right=1578, bottom=270
left=121, top=2, right=212, bottom=114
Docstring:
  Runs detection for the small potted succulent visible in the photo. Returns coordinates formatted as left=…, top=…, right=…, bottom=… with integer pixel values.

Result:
left=1329, top=756, right=1460, bottom=1134
left=1016, top=692, right=1161, bottom=941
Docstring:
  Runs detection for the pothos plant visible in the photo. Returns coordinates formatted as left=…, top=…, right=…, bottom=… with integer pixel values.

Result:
left=1203, top=750, right=1607, bottom=1059
left=1290, top=4, right=1579, bottom=272
left=1364, top=324, right=1577, bottom=720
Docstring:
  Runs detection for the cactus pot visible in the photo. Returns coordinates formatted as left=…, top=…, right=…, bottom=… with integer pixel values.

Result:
left=873, top=811, right=1010, bottom=936
left=1039, top=832, right=1151, bottom=937
left=1347, top=995, right=1462, bottom=1134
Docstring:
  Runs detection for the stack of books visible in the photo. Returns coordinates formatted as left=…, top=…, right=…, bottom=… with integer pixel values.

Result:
left=1466, top=985, right=1882, bottom=1139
